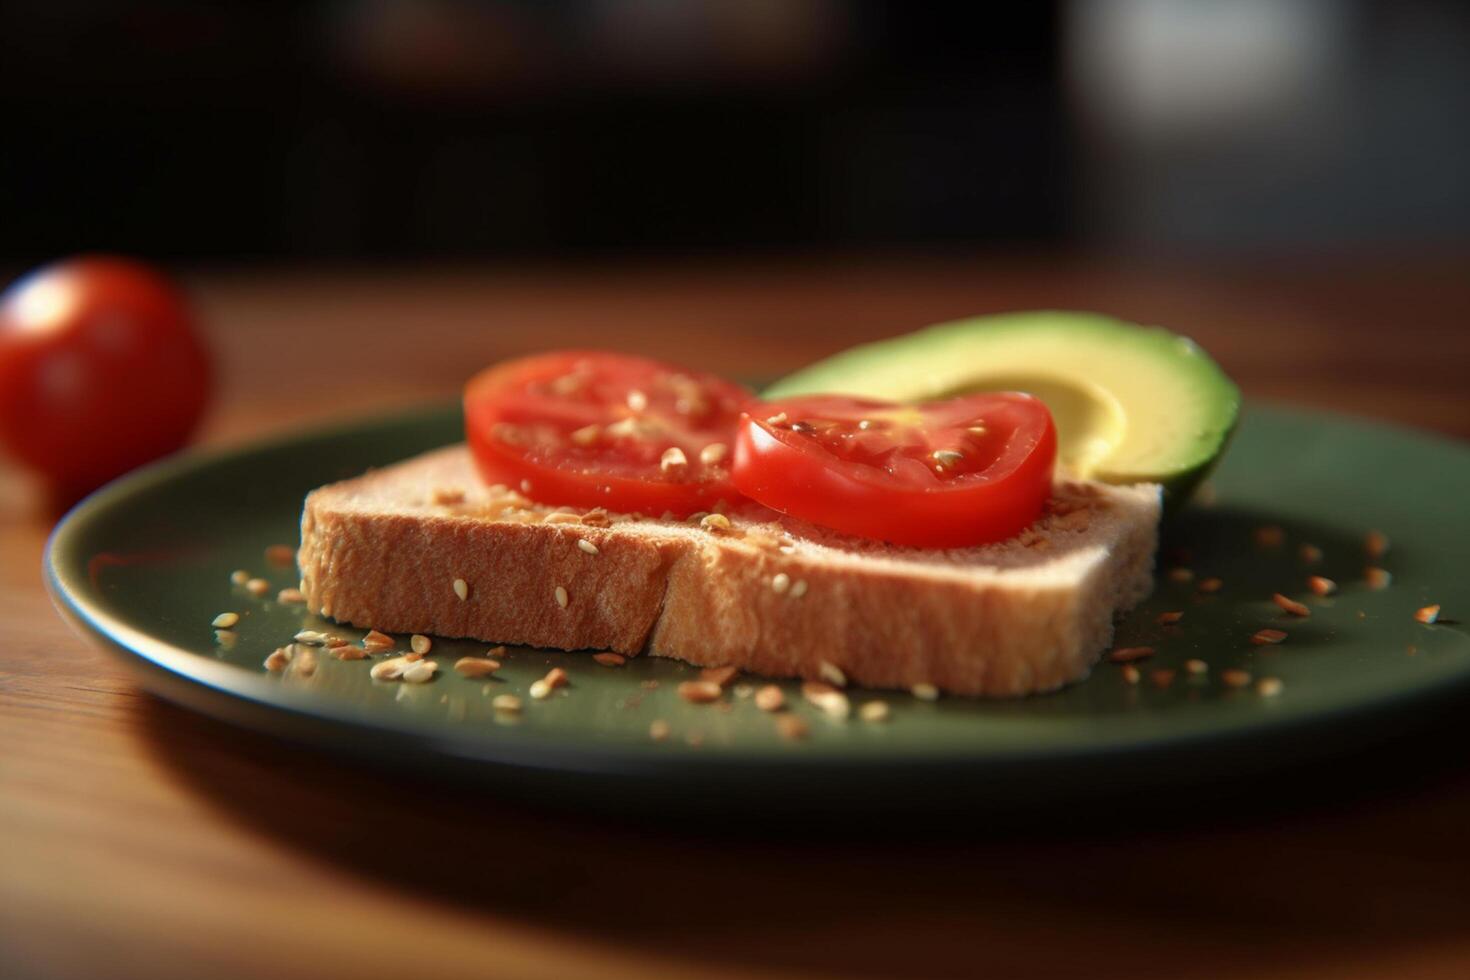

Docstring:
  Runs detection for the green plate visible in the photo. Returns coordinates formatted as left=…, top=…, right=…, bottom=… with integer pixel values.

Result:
left=44, top=403, right=1470, bottom=812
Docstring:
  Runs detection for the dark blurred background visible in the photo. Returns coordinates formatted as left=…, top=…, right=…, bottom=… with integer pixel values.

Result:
left=3, top=0, right=1467, bottom=264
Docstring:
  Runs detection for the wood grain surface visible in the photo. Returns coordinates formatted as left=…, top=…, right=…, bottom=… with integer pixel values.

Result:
left=3, top=254, right=1469, bottom=980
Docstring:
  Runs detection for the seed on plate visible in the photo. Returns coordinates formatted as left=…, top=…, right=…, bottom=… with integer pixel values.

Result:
left=453, top=578, right=469, bottom=601
left=1252, top=525, right=1284, bottom=548
left=529, top=679, right=553, bottom=700
left=677, top=680, right=722, bottom=704
left=649, top=719, right=671, bottom=741
left=569, top=424, right=601, bottom=447
left=454, top=657, right=501, bottom=678
left=1307, top=576, right=1336, bottom=597
left=701, top=665, right=739, bottom=687
left=860, top=700, right=890, bottom=723
left=211, top=612, right=239, bottom=629
left=277, top=588, right=306, bottom=604
left=245, top=578, right=270, bottom=597
left=755, top=685, right=784, bottom=711
left=1221, top=668, right=1252, bottom=688
left=1167, top=568, right=1194, bottom=583
left=265, top=544, right=295, bottom=566
left=402, top=661, right=437, bottom=684
left=801, top=681, right=850, bottom=719
left=334, top=646, right=368, bottom=661
left=1198, top=577, right=1224, bottom=594
left=910, top=683, right=940, bottom=701
left=1272, top=593, right=1311, bottom=617
left=1149, top=669, right=1175, bottom=689
left=370, top=657, right=407, bottom=680
left=264, top=647, right=292, bottom=672
left=1415, top=604, right=1441, bottom=624
left=230, top=569, right=250, bottom=585
left=1365, top=567, right=1392, bottom=590
left=577, top=538, right=600, bottom=555
left=1251, top=628, right=1288, bottom=646
left=1299, top=543, right=1323, bottom=563
left=294, top=629, right=329, bottom=645
left=1121, top=665, right=1141, bottom=685
left=1108, top=646, right=1155, bottom=664
left=1365, top=530, right=1389, bottom=558
left=776, top=715, right=809, bottom=740
left=1156, top=611, right=1184, bottom=625
left=362, top=629, right=395, bottom=651
left=789, top=580, right=808, bottom=599
left=293, top=646, right=318, bottom=678
left=593, top=652, right=627, bottom=667
left=932, top=449, right=964, bottom=467
left=699, top=442, right=728, bottom=466
left=431, top=486, right=466, bottom=505
left=409, top=634, right=432, bottom=654
left=771, top=573, right=790, bottom=594
left=818, top=661, right=847, bottom=687
left=554, top=585, right=569, bottom=608
left=1257, top=677, right=1284, bottom=697
left=1185, top=658, right=1208, bottom=675
left=700, top=513, right=732, bottom=532
left=659, top=447, right=688, bottom=478
left=492, top=694, right=522, bottom=713
left=626, top=389, right=649, bottom=412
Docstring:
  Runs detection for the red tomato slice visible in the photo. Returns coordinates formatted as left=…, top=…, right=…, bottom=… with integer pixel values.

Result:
left=732, top=393, right=1056, bottom=548
left=465, top=351, right=753, bottom=516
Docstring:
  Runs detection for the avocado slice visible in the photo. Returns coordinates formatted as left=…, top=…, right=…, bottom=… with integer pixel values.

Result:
left=765, top=311, right=1239, bottom=500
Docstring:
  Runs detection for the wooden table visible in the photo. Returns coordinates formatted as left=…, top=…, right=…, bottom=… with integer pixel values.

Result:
left=4, top=255, right=1469, bottom=980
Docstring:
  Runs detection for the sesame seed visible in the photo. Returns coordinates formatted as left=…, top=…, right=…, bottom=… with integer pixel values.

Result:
left=492, top=694, right=522, bottom=713
left=1251, top=628, right=1288, bottom=645
left=659, top=446, right=688, bottom=476
left=765, top=412, right=788, bottom=426
left=245, top=578, right=270, bottom=597
left=801, top=681, right=850, bottom=719
left=277, top=588, right=306, bottom=604
left=431, top=486, right=466, bottom=505
left=1365, top=567, right=1392, bottom=589
left=860, top=700, right=890, bottom=723
left=1156, top=611, right=1184, bottom=625
left=649, top=719, right=671, bottom=741
left=265, top=544, right=295, bottom=566
left=700, top=513, right=732, bottom=532
left=1198, top=577, right=1224, bottom=594
left=554, top=585, right=569, bottom=608
left=1257, top=677, right=1284, bottom=697
left=699, top=443, right=728, bottom=466
left=293, top=629, right=329, bottom=645
left=451, top=578, right=469, bottom=601
left=230, top=569, right=250, bottom=585
left=677, top=680, right=722, bottom=704
left=754, top=685, right=784, bottom=711
left=402, top=661, right=438, bottom=684
left=789, top=580, right=808, bottom=599
left=211, top=612, right=239, bottom=629
left=569, top=424, right=601, bottom=447
left=1121, top=665, right=1141, bottom=685
left=1272, top=593, right=1311, bottom=617
left=771, top=573, right=790, bottom=594
left=529, top=679, right=553, bottom=700
left=1299, top=544, right=1323, bottom=563
left=362, top=629, right=395, bottom=651
left=1307, top=575, right=1337, bottom=596
left=1185, top=658, right=1208, bottom=675
left=818, top=661, right=847, bottom=687
left=410, top=634, right=432, bottom=654
left=264, top=647, right=292, bottom=672
left=1108, top=646, right=1155, bottom=664
left=593, top=652, right=626, bottom=667
left=1221, top=668, right=1252, bottom=688
left=1365, top=530, right=1389, bottom=558
left=577, top=538, right=600, bottom=555
left=626, top=389, right=648, bottom=412
left=776, top=715, right=809, bottom=740
left=453, top=657, right=501, bottom=678
left=910, top=683, right=940, bottom=701
left=1415, top=604, right=1441, bottom=624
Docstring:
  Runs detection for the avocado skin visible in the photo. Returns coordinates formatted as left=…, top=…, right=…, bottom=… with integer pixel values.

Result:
left=765, top=311, right=1240, bottom=507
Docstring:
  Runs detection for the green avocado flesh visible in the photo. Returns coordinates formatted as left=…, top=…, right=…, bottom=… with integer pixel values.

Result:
left=765, top=311, right=1240, bottom=499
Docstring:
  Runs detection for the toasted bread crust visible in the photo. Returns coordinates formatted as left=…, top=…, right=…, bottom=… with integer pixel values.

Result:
left=299, top=445, right=1159, bottom=696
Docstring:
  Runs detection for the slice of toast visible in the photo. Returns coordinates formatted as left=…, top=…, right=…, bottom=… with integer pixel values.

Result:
left=298, top=445, right=1160, bottom=696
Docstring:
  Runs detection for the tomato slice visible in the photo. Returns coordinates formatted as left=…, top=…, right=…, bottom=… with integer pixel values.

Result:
left=731, top=393, right=1056, bottom=548
left=465, top=351, right=753, bottom=516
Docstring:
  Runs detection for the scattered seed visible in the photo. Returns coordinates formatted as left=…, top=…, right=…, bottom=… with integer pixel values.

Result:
left=1307, top=576, right=1336, bottom=597
left=370, top=657, right=408, bottom=681
left=245, top=578, right=270, bottom=597
left=699, top=443, right=728, bottom=466
left=264, top=647, right=292, bottom=672
left=1167, top=568, right=1194, bottom=583
left=801, top=681, right=850, bottom=719
left=649, top=719, right=671, bottom=741
left=1299, top=544, right=1323, bottom=563
left=1251, top=628, right=1289, bottom=646
left=911, top=683, right=940, bottom=701
left=454, top=657, right=501, bottom=678
left=1415, top=605, right=1441, bottom=625
left=529, top=680, right=553, bottom=700
left=1121, top=665, right=1141, bottom=685
left=1272, top=593, right=1311, bottom=617
left=1108, top=646, right=1155, bottom=664
left=1365, top=567, right=1392, bottom=590
left=293, top=629, right=329, bottom=645
left=334, top=646, right=369, bottom=660
left=1150, top=669, right=1176, bottom=689
left=230, top=569, right=250, bottom=585
left=492, top=694, right=522, bottom=713
left=576, top=538, right=600, bottom=556
left=409, top=634, right=432, bottom=654
left=1156, top=611, right=1184, bottom=625
left=1253, top=525, right=1285, bottom=548
left=453, top=578, right=469, bottom=601
left=554, top=585, right=569, bottom=608
left=362, top=629, right=395, bottom=651
left=1198, top=577, right=1224, bottom=594
left=1257, top=677, right=1284, bottom=697
left=776, top=715, right=809, bottom=740
left=765, top=412, right=788, bottom=426
left=1185, top=658, right=1208, bottom=675
left=659, top=446, right=688, bottom=476
left=402, top=661, right=437, bottom=684
left=701, top=665, right=739, bottom=687
left=1365, top=530, right=1389, bottom=558
left=860, top=700, right=891, bottom=723
left=277, top=588, right=306, bottom=604
left=678, top=680, right=722, bottom=704
left=754, top=685, right=784, bottom=711
left=211, top=612, right=239, bottom=629
left=700, top=513, right=732, bottom=532
left=1221, top=668, right=1252, bottom=688
left=818, top=661, right=847, bottom=687
left=771, top=573, right=790, bottom=594
left=789, top=580, right=808, bottom=599
left=265, top=544, right=295, bottom=566
left=593, top=652, right=627, bottom=667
